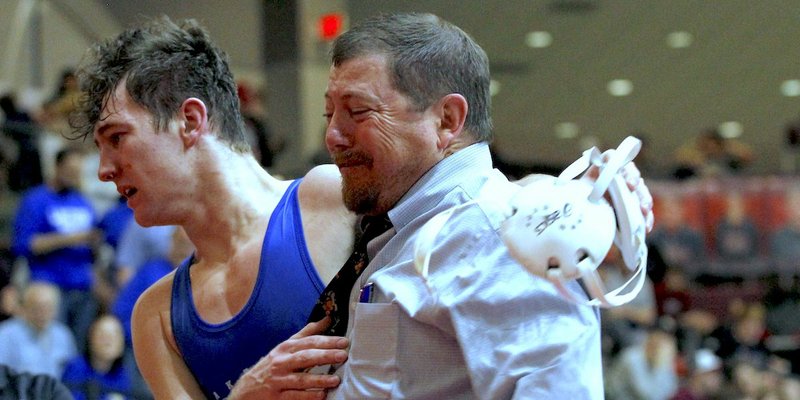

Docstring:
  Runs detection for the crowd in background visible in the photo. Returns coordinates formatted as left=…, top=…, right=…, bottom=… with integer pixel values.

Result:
left=0, top=69, right=282, bottom=399
left=1, top=68, right=799, bottom=400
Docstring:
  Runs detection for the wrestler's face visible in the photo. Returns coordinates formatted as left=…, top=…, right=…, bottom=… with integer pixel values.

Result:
left=324, top=54, right=442, bottom=215
left=94, top=83, right=189, bottom=227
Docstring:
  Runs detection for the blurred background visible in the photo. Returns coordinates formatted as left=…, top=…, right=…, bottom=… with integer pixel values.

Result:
left=1, top=1, right=800, bottom=399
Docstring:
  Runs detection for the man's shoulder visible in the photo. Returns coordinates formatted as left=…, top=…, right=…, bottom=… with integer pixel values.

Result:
left=0, top=318, right=23, bottom=337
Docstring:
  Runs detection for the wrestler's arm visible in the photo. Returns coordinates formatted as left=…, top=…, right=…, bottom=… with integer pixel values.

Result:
left=131, top=273, right=205, bottom=399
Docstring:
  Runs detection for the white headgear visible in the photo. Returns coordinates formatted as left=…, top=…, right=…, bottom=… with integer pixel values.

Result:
left=413, top=136, right=648, bottom=307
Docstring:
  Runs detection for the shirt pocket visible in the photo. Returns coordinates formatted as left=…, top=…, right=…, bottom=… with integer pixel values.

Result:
left=340, top=302, right=399, bottom=399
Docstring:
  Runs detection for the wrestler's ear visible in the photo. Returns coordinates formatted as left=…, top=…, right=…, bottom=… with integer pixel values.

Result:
left=177, top=97, right=208, bottom=148
left=434, top=93, right=467, bottom=151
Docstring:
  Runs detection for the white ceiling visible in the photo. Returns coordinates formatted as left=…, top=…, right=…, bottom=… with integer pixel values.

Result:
left=347, top=0, right=800, bottom=176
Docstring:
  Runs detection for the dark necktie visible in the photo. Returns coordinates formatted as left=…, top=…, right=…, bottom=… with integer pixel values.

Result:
left=307, top=214, right=393, bottom=335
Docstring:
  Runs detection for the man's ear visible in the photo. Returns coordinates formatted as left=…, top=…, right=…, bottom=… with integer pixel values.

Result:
left=178, top=97, right=208, bottom=148
left=435, top=93, right=468, bottom=151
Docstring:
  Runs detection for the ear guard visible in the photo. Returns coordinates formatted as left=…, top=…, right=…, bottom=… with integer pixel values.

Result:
left=413, top=136, right=648, bottom=308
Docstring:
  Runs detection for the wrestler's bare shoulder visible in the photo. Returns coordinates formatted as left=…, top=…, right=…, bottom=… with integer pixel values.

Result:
left=301, top=164, right=343, bottom=199
left=133, top=269, right=178, bottom=316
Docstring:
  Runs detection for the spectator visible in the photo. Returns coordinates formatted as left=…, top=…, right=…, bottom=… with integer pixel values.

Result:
left=720, top=359, right=769, bottom=399
left=711, top=192, right=763, bottom=280
left=673, top=127, right=754, bottom=180
left=0, top=282, right=77, bottom=377
left=0, top=364, right=72, bottom=400
left=715, top=193, right=759, bottom=262
left=649, top=195, right=707, bottom=280
left=770, top=189, right=800, bottom=281
left=0, top=94, right=43, bottom=193
left=62, top=314, right=132, bottom=400
left=606, top=325, right=680, bottom=400
left=670, top=348, right=724, bottom=400
left=94, top=195, right=134, bottom=311
left=113, top=223, right=175, bottom=288
left=39, top=68, right=81, bottom=135
left=112, top=227, right=193, bottom=347
left=0, top=248, right=17, bottom=323
left=98, top=196, right=133, bottom=253
left=600, top=247, right=658, bottom=357
left=11, top=145, right=102, bottom=350
left=237, top=81, right=283, bottom=169
left=711, top=302, right=772, bottom=376
left=775, top=374, right=800, bottom=400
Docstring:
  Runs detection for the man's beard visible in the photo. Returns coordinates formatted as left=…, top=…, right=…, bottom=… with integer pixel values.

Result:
left=342, top=178, right=380, bottom=215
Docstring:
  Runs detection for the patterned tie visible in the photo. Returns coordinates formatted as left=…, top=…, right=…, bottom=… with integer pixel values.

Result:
left=307, top=214, right=393, bottom=335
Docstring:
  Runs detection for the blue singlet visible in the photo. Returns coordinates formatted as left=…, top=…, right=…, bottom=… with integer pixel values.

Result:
left=171, top=179, right=324, bottom=399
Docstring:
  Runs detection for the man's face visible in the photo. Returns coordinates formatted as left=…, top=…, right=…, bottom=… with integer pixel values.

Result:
left=89, top=316, right=125, bottom=363
left=324, top=54, right=443, bottom=215
left=93, top=83, right=188, bottom=227
left=54, top=152, right=84, bottom=191
left=24, top=288, right=56, bottom=331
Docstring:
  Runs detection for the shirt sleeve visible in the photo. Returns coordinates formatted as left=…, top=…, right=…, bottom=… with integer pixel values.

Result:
left=425, top=209, right=604, bottom=399
left=12, top=192, right=45, bottom=259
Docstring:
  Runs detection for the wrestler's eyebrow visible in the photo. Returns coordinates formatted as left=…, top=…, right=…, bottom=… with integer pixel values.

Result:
left=93, top=121, right=128, bottom=146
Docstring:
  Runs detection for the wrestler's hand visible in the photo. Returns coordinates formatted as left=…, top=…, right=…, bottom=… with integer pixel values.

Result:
left=228, top=317, right=349, bottom=400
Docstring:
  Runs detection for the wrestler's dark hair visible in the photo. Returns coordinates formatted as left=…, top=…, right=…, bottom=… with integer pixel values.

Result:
left=331, top=12, right=493, bottom=143
left=71, top=16, right=248, bottom=152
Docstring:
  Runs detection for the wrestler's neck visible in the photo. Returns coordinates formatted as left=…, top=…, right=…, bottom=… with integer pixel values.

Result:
left=183, top=135, right=286, bottom=263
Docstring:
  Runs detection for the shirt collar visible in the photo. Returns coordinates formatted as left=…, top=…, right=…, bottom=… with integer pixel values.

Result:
left=389, top=142, right=492, bottom=230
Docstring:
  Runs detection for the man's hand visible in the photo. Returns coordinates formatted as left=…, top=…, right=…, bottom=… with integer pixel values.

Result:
left=619, top=162, right=654, bottom=232
left=580, top=157, right=655, bottom=233
left=228, top=318, right=349, bottom=400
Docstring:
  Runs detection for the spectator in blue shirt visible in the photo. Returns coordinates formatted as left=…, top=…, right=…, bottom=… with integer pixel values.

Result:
left=62, top=314, right=132, bottom=400
left=11, top=146, right=103, bottom=350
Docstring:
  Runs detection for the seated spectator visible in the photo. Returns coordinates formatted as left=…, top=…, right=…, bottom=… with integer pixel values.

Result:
left=710, top=192, right=763, bottom=280
left=94, top=195, right=134, bottom=311
left=670, top=348, right=724, bottom=400
left=719, top=359, right=769, bottom=399
left=0, top=249, right=17, bottom=323
left=0, top=93, right=43, bottom=193
left=672, top=127, right=754, bottom=180
left=606, top=325, right=680, bottom=400
left=656, top=267, right=693, bottom=320
left=715, top=193, right=759, bottom=262
left=649, top=195, right=707, bottom=280
left=113, top=222, right=175, bottom=288
left=711, top=302, right=772, bottom=376
left=11, top=145, right=102, bottom=350
left=237, top=80, right=283, bottom=169
left=98, top=196, right=133, bottom=253
left=112, top=227, right=193, bottom=347
left=600, top=247, right=658, bottom=357
left=770, top=189, right=800, bottom=282
left=62, top=314, right=132, bottom=400
left=777, top=374, right=800, bottom=400
left=0, top=282, right=77, bottom=377
left=0, top=364, right=72, bottom=400
left=38, top=68, right=81, bottom=137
